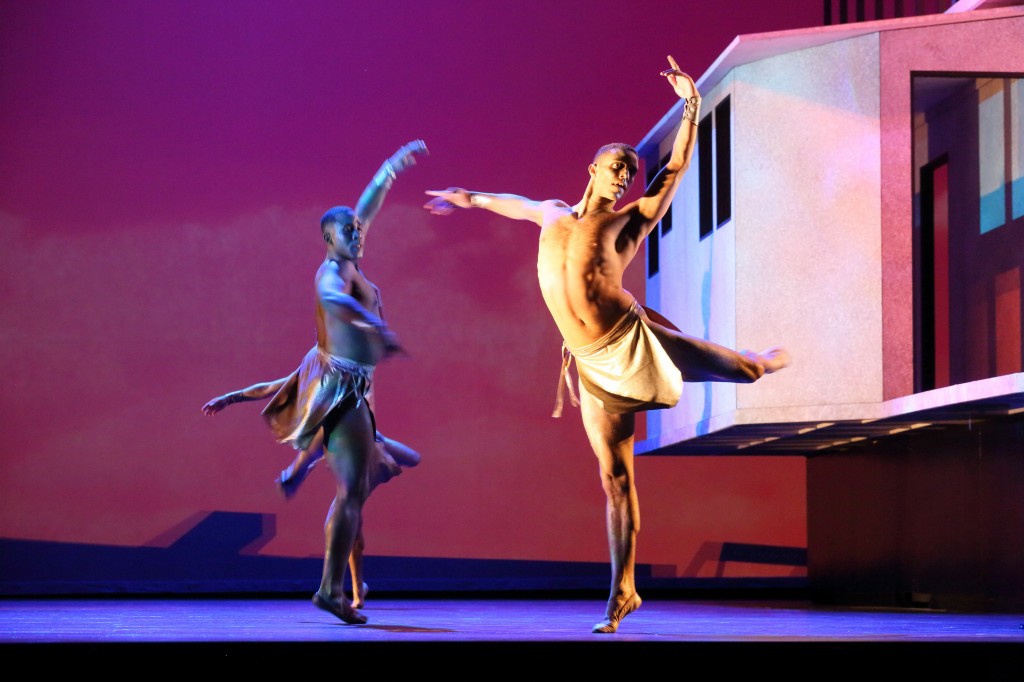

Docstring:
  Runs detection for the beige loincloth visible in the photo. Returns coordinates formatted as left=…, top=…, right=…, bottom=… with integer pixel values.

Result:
left=553, top=300, right=682, bottom=417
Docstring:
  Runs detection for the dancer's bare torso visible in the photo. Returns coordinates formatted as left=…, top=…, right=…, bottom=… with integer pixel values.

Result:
left=314, top=258, right=386, bottom=366
left=537, top=202, right=641, bottom=349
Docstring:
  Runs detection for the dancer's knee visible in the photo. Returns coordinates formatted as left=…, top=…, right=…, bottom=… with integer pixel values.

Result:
left=599, top=466, right=632, bottom=500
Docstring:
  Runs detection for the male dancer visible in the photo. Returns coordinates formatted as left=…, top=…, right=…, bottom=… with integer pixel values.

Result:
left=208, top=139, right=426, bottom=623
left=424, top=58, right=789, bottom=633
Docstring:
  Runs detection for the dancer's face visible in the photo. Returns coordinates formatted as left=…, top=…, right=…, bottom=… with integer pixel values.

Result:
left=590, top=149, right=638, bottom=201
left=324, top=213, right=364, bottom=261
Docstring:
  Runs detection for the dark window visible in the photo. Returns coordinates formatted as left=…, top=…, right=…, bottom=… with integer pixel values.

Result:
left=698, top=113, right=713, bottom=239
left=646, top=162, right=661, bottom=276
left=715, top=97, right=732, bottom=226
left=647, top=218, right=660, bottom=276
left=659, top=152, right=673, bottom=236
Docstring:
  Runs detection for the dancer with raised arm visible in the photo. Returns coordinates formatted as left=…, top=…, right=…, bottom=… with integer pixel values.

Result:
left=424, top=58, right=789, bottom=633
left=206, top=139, right=427, bottom=622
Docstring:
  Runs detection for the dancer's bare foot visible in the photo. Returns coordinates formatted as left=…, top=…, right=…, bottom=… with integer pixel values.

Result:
left=592, top=592, right=642, bottom=634
left=312, top=591, right=367, bottom=625
left=757, top=347, right=791, bottom=374
left=351, top=582, right=369, bottom=609
left=275, top=456, right=317, bottom=499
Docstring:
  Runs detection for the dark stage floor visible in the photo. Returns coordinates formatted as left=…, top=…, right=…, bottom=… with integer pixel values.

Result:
left=2, top=594, right=1023, bottom=677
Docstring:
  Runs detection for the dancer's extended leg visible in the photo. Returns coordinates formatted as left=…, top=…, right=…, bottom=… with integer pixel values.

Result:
left=277, top=431, right=325, bottom=499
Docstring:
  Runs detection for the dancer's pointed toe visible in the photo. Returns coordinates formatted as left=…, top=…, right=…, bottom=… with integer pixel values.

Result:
left=275, top=464, right=308, bottom=499
left=352, top=582, right=369, bottom=609
left=592, top=592, right=641, bottom=634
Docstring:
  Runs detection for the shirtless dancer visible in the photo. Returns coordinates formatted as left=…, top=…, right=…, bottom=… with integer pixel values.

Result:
left=207, top=140, right=426, bottom=623
left=424, top=58, right=789, bottom=633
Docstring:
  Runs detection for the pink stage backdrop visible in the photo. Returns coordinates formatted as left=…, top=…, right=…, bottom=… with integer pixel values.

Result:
left=0, top=0, right=816, bottom=584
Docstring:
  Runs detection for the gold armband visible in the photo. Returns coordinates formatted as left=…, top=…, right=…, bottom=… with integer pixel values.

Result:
left=683, top=95, right=701, bottom=126
left=469, top=193, right=492, bottom=208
